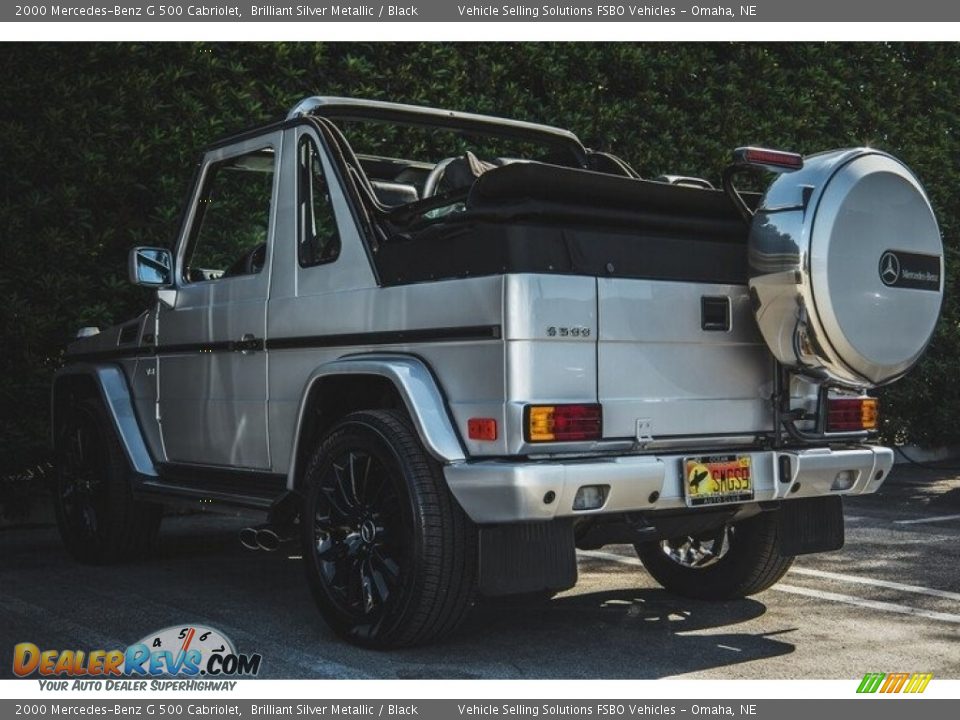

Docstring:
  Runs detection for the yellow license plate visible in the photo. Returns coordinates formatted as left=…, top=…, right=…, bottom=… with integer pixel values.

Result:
left=683, top=454, right=754, bottom=507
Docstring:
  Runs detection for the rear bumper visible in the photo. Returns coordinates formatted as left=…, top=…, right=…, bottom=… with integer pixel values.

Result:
left=443, top=445, right=893, bottom=525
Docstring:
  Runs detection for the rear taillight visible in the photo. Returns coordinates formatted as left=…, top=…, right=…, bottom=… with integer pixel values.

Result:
left=526, top=404, right=602, bottom=443
left=827, top=397, right=878, bottom=432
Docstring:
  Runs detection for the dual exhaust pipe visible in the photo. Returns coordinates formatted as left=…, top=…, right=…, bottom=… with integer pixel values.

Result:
left=240, top=524, right=292, bottom=552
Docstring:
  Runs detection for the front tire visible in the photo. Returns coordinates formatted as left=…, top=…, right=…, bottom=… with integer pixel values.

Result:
left=635, top=512, right=794, bottom=600
left=54, top=398, right=162, bottom=564
left=301, top=410, right=477, bottom=648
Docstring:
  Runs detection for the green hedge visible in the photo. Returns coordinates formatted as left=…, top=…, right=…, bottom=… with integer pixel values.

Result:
left=2, top=42, right=958, bottom=476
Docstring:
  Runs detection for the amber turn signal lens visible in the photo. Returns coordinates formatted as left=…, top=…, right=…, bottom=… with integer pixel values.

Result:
left=525, top=404, right=602, bottom=442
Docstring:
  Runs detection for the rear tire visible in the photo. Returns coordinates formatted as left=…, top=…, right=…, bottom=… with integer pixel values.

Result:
left=54, top=398, right=162, bottom=564
left=301, top=410, right=477, bottom=648
left=635, top=512, right=794, bottom=600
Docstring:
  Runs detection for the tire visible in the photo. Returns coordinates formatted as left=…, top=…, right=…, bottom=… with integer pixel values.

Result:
left=300, top=409, right=477, bottom=648
left=635, top=512, right=794, bottom=600
left=54, top=398, right=162, bottom=564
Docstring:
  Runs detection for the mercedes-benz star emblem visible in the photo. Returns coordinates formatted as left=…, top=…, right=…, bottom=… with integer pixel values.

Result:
left=360, top=518, right=377, bottom=544
left=879, top=252, right=900, bottom=286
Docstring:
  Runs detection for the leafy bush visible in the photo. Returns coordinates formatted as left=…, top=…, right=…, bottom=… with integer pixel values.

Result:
left=1, top=42, right=957, bottom=485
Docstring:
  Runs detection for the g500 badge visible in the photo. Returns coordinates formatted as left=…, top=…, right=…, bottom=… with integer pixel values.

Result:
left=878, top=250, right=941, bottom=291
left=546, top=326, right=591, bottom=338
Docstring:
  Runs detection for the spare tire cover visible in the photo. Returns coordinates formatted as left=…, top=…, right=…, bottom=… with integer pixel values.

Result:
left=749, top=149, right=943, bottom=387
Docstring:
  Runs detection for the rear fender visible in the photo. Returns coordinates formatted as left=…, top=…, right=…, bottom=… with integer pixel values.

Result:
left=286, top=354, right=466, bottom=490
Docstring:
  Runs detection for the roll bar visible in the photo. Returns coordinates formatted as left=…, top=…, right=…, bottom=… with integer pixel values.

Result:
left=287, top=96, right=589, bottom=166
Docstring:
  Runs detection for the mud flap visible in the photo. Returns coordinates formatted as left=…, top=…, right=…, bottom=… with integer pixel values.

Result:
left=777, top=495, right=845, bottom=557
left=478, top=519, right=578, bottom=597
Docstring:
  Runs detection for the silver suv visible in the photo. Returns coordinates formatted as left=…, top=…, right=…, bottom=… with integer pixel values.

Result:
left=52, top=97, right=944, bottom=647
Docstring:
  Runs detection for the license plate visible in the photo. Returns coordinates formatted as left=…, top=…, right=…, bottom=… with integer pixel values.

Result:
left=683, top=454, right=754, bottom=507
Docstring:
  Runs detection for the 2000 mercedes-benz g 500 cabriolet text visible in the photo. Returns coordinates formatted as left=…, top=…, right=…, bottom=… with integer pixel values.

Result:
left=52, top=98, right=944, bottom=647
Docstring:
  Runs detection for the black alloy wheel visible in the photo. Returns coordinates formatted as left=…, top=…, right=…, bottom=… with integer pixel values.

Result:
left=312, top=445, right=409, bottom=626
left=54, top=398, right=161, bottom=564
left=302, top=410, right=477, bottom=648
left=57, top=403, right=109, bottom=544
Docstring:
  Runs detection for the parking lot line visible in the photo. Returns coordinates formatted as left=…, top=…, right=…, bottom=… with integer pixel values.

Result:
left=774, top=584, right=960, bottom=624
left=578, top=549, right=643, bottom=567
left=893, top=513, right=960, bottom=526
left=789, top=566, right=960, bottom=601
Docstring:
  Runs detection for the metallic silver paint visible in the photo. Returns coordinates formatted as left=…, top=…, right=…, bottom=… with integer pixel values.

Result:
left=157, top=132, right=282, bottom=469
left=53, top=364, right=158, bottom=477
left=445, top=445, right=892, bottom=524
left=598, top=278, right=775, bottom=438
left=284, top=354, right=466, bottom=488
left=750, top=148, right=943, bottom=387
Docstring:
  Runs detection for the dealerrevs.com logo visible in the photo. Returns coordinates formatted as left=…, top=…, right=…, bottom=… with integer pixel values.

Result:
left=13, top=625, right=262, bottom=689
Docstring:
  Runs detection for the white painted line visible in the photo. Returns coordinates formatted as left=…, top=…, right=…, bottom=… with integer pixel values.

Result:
left=893, top=513, right=960, bottom=526
left=716, top=644, right=742, bottom=652
left=773, top=584, right=960, bottom=624
left=579, top=549, right=642, bottom=566
left=789, top=566, right=960, bottom=602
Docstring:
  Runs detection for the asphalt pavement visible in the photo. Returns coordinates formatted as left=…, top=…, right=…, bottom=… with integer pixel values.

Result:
left=1, top=463, right=958, bottom=679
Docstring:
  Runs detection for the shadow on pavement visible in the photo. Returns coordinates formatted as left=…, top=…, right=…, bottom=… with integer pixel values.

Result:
left=2, top=514, right=795, bottom=679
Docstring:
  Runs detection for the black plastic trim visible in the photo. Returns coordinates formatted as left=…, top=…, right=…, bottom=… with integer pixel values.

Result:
left=266, top=325, right=501, bottom=351
left=156, top=462, right=286, bottom=499
left=66, top=325, right=501, bottom=363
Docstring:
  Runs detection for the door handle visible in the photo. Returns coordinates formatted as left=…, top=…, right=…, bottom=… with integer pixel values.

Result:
left=234, top=334, right=263, bottom=354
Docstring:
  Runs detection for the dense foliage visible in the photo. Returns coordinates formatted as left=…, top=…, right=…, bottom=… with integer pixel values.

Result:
left=1, top=43, right=958, bottom=484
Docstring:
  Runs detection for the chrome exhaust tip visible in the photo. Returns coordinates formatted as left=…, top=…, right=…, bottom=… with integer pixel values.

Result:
left=239, top=527, right=261, bottom=551
left=256, top=528, right=281, bottom=552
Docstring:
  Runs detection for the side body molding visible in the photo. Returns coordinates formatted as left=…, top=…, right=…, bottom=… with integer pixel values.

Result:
left=286, top=354, right=466, bottom=489
left=52, top=364, right=158, bottom=477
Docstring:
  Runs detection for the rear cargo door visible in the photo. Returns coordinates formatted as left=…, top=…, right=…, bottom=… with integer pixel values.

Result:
left=597, top=279, right=773, bottom=442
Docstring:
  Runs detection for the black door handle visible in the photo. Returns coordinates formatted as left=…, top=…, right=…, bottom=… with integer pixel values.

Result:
left=234, top=334, right=263, bottom=353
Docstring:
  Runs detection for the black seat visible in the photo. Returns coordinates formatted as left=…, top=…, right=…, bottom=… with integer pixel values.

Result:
left=370, top=180, right=419, bottom=207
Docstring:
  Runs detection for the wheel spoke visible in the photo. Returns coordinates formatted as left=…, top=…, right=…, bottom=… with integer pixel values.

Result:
left=369, top=567, right=391, bottom=605
left=332, top=462, right=359, bottom=511
left=321, top=485, right=352, bottom=520
left=356, top=454, right=373, bottom=503
left=347, top=452, right=363, bottom=507
left=360, top=562, right=376, bottom=613
left=370, top=548, right=400, bottom=586
left=81, top=505, right=97, bottom=535
left=58, top=417, right=111, bottom=541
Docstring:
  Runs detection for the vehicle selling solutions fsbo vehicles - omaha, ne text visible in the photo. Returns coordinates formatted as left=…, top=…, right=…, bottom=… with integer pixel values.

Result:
left=52, top=97, right=944, bottom=647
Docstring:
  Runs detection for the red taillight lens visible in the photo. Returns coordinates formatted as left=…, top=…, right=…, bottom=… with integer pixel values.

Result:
left=827, top=397, right=878, bottom=432
left=733, top=146, right=804, bottom=171
left=526, top=404, right=602, bottom=442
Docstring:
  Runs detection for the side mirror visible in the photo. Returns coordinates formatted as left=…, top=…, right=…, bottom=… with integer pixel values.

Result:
left=129, top=247, right=173, bottom=287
